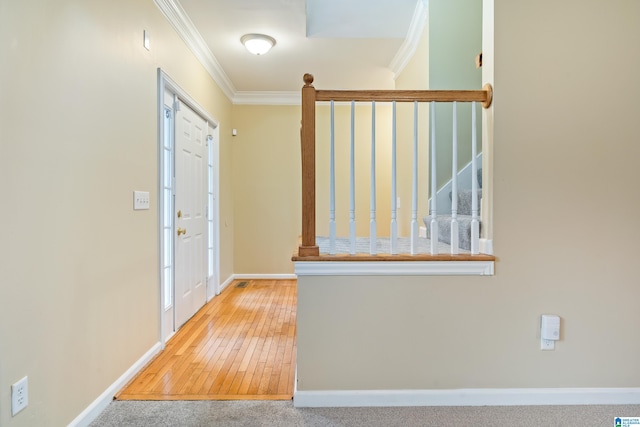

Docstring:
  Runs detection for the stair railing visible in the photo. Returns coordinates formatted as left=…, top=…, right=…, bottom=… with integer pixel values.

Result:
left=297, top=73, right=492, bottom=258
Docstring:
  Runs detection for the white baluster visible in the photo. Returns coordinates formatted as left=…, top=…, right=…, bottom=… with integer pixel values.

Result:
left=471, top=101, right=480, bottom=254
left=329, top=100, right=336, bottom=255
left=450, top=101, right=459, bottom=255
left=410, top=101, right=418, bottom=255
left=349, top=101, right=356, bottom=255
left=390, top=101, right=398, bottom=254
left=370, top=101, right=377, bottom=255
left=430, top=101, right=438, bottom=255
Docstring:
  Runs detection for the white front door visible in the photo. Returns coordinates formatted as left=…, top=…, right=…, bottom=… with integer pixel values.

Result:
left=174, top=101, right=207, bottom=329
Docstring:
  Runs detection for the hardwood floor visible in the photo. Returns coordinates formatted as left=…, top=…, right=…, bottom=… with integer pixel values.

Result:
left=117, top=279, right=296, bottom=400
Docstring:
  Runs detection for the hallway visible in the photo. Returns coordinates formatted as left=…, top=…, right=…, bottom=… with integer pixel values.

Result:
left=117, top=279, right=296, bottom=400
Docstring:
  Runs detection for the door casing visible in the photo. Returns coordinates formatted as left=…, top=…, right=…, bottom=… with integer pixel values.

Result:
left=158, top=69, right=220, bottom=346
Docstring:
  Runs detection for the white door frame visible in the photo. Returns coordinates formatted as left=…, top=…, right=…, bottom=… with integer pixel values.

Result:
left=206, top=126, right=221, bottom=302
left=157, top=69, right=220, bottom=347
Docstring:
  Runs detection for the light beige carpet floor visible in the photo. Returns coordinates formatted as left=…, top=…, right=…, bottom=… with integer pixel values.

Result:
left=90, top=400, right=640, bottom=426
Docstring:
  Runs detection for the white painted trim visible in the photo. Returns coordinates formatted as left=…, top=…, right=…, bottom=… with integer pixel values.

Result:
left=207, top=125, right=221, bottom=300
left=159, top=70, right=219, bottom=127
left=68, top=343, right=162, bottom=427
left=215, top=274, right=235, bottom=297
left=390, top=0, right=428, bottom=79
left=479, top=238, right=493, bottom=255
left=153, top=0, right=236, bottom=101
left=164, top=330, right=176, bottom=344
left=294, top=388, right=640, bottom=408
left=158, top=69, right=221, bottom=345
left=233, top=91, right=300, bottom=105
left=294, top=261, right=494, bottom=276
left=211, top=274, right=297, bottom=299
left=154, top=0, right=302, bottom=106
left=233, top=273, right=298, bottom=280
left=153, top=0, right=430, bottom=106
left=158, top=77, right=171, bottom=348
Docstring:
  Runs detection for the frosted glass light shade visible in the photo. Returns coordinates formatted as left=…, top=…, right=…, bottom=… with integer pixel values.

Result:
left=241, top=34, right=276, bottom=55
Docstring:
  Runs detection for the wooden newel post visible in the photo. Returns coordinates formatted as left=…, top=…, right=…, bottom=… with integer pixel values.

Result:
left=298, top=74, right=320, bottom=257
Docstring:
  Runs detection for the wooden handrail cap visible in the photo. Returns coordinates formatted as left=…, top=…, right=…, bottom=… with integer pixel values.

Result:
left=303, top=73, right=314, bottom=87
left=482, top=83, right=493, bottom=108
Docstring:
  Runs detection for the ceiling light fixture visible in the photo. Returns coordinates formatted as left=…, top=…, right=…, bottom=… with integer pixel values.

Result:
left=241, top=33, right=276, bottom=56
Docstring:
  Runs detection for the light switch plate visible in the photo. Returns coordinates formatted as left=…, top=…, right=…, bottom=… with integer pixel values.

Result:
left=143, top=30, right=150, bottom=50
left=134, top=191, right=150, bottom=210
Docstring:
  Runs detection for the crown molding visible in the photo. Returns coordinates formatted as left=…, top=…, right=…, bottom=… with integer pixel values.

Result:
left=154, top=0, right=237, bottom=101
left=155, top=0, right=427, bottom=105
left=389, top=0, right=428, bottom=79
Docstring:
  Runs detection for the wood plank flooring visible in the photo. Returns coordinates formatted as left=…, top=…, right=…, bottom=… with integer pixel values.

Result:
left=117, top=279, right=296, bottom=400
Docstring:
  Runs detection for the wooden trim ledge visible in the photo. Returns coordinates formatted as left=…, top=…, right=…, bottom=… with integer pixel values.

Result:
left=292, top=253, right=495, bottom=262
left=294, top=260, right=495, bottom=276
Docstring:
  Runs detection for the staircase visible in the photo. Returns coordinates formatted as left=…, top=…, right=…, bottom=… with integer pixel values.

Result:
left=423, top=169, right=482, bottom=251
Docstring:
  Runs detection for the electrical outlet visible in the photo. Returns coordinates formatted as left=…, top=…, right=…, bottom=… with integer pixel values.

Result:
left=541, top=337, right=555, bottom=351
left=11, top=376, right=28, bottom=416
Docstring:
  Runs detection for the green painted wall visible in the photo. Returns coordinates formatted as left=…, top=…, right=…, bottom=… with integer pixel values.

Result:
left=429, top=0, right=483, bottom=192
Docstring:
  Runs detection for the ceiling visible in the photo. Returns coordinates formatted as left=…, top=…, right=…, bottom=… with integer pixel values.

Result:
left=159, top=0, right=427, bottom=102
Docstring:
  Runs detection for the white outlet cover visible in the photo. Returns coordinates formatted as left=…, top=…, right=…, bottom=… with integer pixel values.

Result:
left=541, top=337, right=555, bottom=351
left=12, top=376, right=28, bottom=416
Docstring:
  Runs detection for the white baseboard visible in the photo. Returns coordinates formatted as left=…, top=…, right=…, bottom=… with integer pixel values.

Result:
left=293, top=388, right=640, bottom=408
left=68, top=342, right=162, bottom=427
left=216, top=274, right=296, bottom=296
left=233, top=273, right=297, bottom=280
left=217, top=275, right=235, bottom=296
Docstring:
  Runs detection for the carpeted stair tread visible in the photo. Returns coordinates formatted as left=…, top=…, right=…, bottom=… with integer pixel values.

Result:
left=432, top=168, right=483, bottom=250
left=423, top=214, right=481, bottom=251
left=454, top=189, right=482, bottom=216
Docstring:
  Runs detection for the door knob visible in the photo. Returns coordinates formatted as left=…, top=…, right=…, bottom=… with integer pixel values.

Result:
left=177, top=227, right=186, bottom=236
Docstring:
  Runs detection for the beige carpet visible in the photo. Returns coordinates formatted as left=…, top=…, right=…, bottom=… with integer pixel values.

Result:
left=90, top=400, right=640, bottom=426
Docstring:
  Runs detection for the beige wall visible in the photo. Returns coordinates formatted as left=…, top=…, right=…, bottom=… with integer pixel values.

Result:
left=0, top=1, right=232, bottom=425
left=231, top=101, right=423, bottom=273
left=231, top=105, right=301, bottom=274
left=315, top=104, right=393, bottom=238
left=394, top=17, right=430, bottom=235
left=3, top=0, right=639, bottom=423
left=231, top=25, right=431, bottom=269
left=297, top=0, right=640, bottom=391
